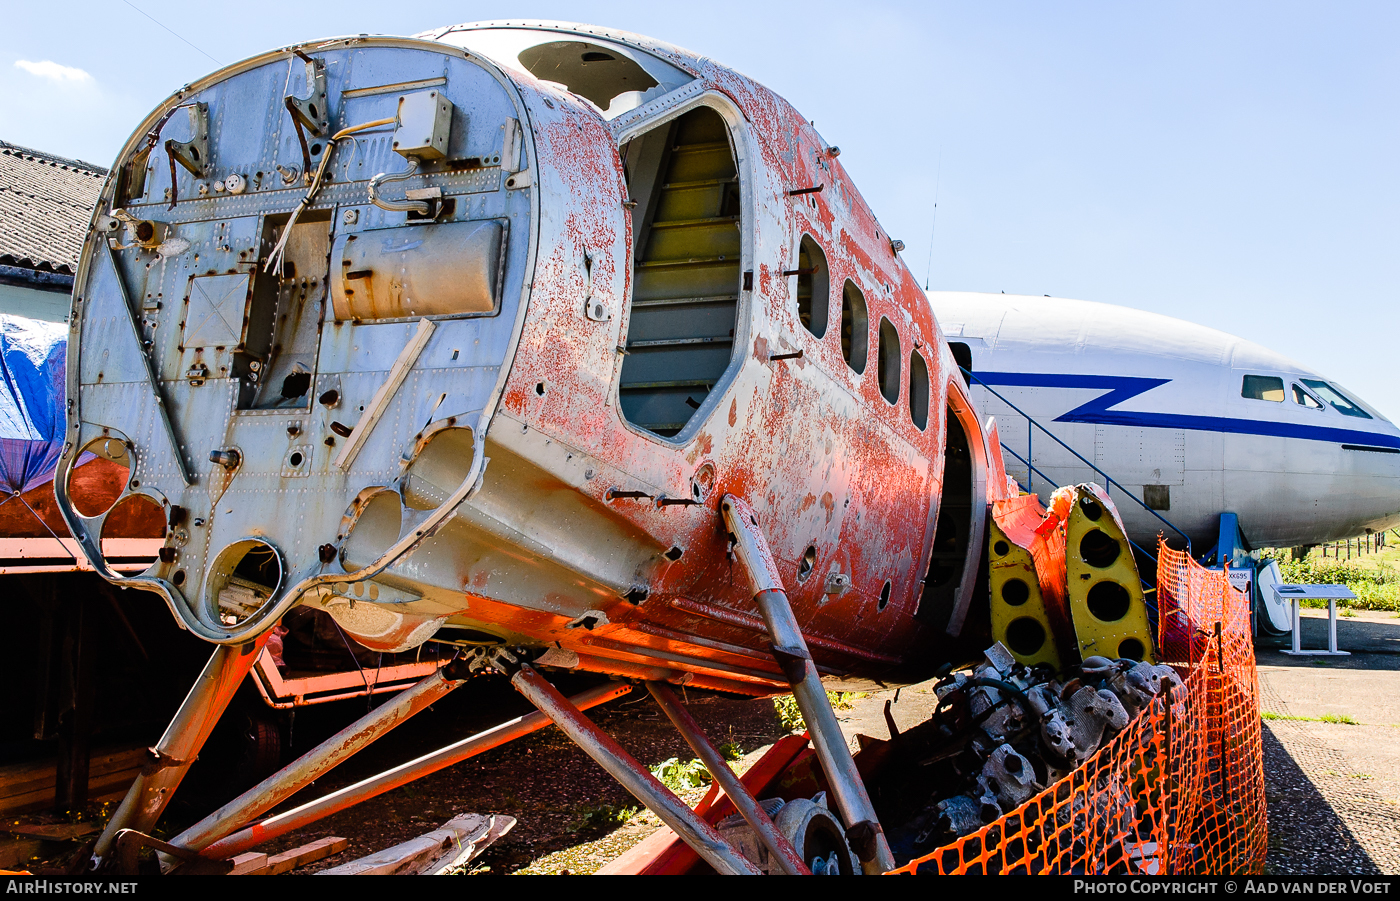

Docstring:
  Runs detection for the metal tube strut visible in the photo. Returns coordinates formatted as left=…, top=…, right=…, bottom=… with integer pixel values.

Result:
left=647, top=681, right=809, bottom=875
left=721, top=495, right=896, bottom=874
left=94, top=635, right=270, bottom=863
left=201, top=680, right=630, bottom=860
left=172, top=663, right=466, bottom=853
left=510, top=665, right=761, bottom=875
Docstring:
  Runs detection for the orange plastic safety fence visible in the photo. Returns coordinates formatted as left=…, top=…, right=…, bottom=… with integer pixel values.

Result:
left=889, top=541, right=1266, bottom=876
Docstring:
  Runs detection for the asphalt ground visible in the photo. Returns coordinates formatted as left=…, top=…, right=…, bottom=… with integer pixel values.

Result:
left=1257, top=609, right=1400, bottom=876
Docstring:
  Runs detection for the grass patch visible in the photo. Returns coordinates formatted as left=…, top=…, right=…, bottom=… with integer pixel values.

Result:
left=771, top=691, right=866, bottom=732
left=570, top=801, right=638, bottom=832
left=1263, top=549, right=1400, bottom=612
left=1261, top=711, right=1360, bottom=725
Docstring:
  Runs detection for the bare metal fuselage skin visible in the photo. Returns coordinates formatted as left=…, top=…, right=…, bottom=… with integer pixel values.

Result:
left=57, top=24, right=993, bottom=693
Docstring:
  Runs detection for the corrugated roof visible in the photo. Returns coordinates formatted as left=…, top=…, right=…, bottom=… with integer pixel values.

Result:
left=0, top=140, right=108, bottom=275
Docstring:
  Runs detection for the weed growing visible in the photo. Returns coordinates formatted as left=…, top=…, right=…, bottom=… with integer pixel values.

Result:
left=771, top=691, right=867, bottom=732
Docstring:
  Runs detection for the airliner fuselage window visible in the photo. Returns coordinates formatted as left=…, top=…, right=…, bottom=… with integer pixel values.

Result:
left=1292, top=384, right=1324, bottom=410
left=1241, top=375, right=1284, bottom=402
left=1301, top=378, right=1372, bottom=419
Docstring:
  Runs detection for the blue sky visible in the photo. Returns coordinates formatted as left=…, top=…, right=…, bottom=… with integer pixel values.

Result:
left=5, top=2, right=1398, bottom=418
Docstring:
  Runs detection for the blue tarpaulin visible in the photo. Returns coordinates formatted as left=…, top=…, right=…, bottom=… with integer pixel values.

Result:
left=0, top=314, right=68, bottom=496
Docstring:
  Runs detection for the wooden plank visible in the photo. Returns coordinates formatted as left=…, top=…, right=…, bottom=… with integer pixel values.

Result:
left=0, top=747, right=146, bottom=816
left=318, top=814, right=513, bottom=875
left=3, top=823, right=95, bottom=841
left=265, top=836, right=348, bottom=874
left=228, top=853, right=268, bottom=875
left=230, top=837, right=347, bottom=875
left=333, top=318, right=436, bottom=471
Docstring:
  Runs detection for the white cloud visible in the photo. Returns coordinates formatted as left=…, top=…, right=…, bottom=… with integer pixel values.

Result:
left=14, top=60, right=93, bottom=83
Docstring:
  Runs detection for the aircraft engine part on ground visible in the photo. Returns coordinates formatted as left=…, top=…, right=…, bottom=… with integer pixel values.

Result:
left=907, top=642, right=1182, bottom=845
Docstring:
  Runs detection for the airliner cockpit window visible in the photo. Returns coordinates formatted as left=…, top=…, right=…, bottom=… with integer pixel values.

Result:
left=1241, top=375, right=1284, bottom=402
left=1292, top=384, right=1324, bottom=410
left=1301, top=379, right=1373, bottom=419
left=442, top=29, right=694, bottom=119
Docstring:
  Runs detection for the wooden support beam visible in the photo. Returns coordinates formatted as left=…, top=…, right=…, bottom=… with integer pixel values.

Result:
left=318, top=815, right=513, bottom=875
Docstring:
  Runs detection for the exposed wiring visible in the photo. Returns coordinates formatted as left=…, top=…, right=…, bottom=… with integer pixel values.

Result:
left=264, top=117, right=397, bottom=276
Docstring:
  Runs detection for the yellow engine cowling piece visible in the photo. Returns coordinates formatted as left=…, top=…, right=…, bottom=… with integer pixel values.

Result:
left=1062, top=484, right=1156, bottom=663
left=989, top=517, right=1062, bottom=671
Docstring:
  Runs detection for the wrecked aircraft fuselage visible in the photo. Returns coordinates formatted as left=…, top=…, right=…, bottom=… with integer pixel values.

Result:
left=58, top=21, right=1000, bottom=698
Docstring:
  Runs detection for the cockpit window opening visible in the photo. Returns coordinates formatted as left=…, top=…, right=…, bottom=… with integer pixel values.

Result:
left=796, top=235, right=829, bottom=339
left=441, top=29, right=694, bottom=120
left=617, top=105, right=743, bottom=438
left=1241, top=375, right=1284, bottom=403
left=877, top=317, right=900, bottom=404
left=840, top=280, right=868, bottom=374
left=909, top=349, right=930, bottom=430
left=1292, top=383, right=1324, bottom=411
left=1301, top=378, right=1373, bottom=419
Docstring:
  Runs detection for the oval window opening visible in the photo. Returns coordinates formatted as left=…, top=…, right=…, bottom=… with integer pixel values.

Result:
left=840, top=280, right=867, bottom=374
left=100, top=494, right=166, bottom=576
left=402, top=427, right=476, bottom=511
left=796, top=236, right=829, bottom=339
left=69, top=438, right=132, bottom=518
left=798, top=545, right=817, bottom=583
left=343, top=489, right=404, bottom=572
left=909, top=349, right=929, bottom=430
left=206, top=539, right=283, bottom=628
left=877, top=317, right=900, bottom=404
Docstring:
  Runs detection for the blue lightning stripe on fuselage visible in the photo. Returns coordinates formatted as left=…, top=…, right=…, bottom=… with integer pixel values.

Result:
left=973, top=372, right=1400, bottom=450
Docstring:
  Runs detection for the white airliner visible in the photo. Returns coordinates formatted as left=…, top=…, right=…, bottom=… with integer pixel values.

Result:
left=929, top=292, right=1400, bottom=551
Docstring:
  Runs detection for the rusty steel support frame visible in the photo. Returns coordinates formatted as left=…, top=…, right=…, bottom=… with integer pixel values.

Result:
left=646, top=681, right=810, bottom=875
left=510, top=665, right=761, bottom=876
left=720, top=496, right=896, bottom=874
left=93, top=635, right=270, bottom=863
left=170, top=663, right=466, bottom=854
left=200, top=680, right=630, bottom=860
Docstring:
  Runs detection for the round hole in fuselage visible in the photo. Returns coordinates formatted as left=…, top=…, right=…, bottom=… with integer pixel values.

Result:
left=1079, top=495, right=1102, bottom=520
left=1005, top=617, right=1046, bottom=656
left=99, top=494, right=166, bottom=541
left=1118, top=638, right=1146, bottom=661
left=1001, top=578, right=1030, bottom=607
left=1079, top=529, right=1121, bottom=568
left=206, top=539, right=283, bottom=628
left=993, top=540, right=1010, bottom=557
left=1086, top=580, right=1131, bottom=623
left=878, top=580, right=892, bottom=611
left=68, top=438, right=132, bottom=518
